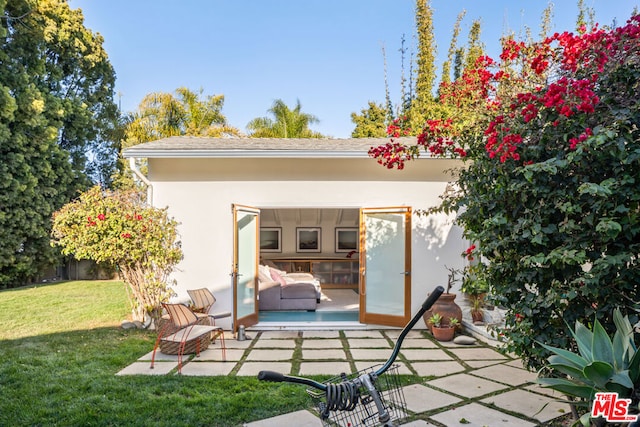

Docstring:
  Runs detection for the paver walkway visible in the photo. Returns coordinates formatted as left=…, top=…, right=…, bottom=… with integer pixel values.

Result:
left=118, top=329, right=570, bottom=426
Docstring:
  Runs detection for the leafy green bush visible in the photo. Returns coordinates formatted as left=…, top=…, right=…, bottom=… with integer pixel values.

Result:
left=370, top=15, right=640, bottom=370
left=52, top=186, right=182, bottom=323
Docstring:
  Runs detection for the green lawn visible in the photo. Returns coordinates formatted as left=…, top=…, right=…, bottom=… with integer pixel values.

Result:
left=0, top=281, right=310, bottom=426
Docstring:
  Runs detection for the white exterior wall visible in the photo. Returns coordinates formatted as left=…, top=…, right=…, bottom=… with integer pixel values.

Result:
left=147, top=156, right=467, bottom=329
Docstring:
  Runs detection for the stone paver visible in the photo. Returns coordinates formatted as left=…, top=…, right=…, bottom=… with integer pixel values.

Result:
left=301, top=349, right=347, bottom=360
left=346, top=338, right=392, bottom=348
left=252, top=339, right=296, bottom=348
left=446, top=347, right=508, bottom=360
left=343, top=330, right=383, bottom=338
left=179, top=361, right=236, bottom=376
left=244, top=349, right=294, bottom=361
left=431, top=402, right=536, bottom=427
left=471, top=363, right=538, bottom=385
left=481, top=389, right=571, bottom=422
left=349, top=348, right=395, bottom=361
left=197, top=348, right=245, bottom=361
left=383, top=330, right=425, bottom=339
left=427, top=373, right=508, bottom=398
left=403, top=384, right=462, bottom=412
left=137, top=350, right=178, bottom=361
left=411, top=361, right=466, bottom=377
left=302, top=330, right=340, bottom=338
left=258, top=331, right=299, bottom=339
left=399, top=337, right=439, bottom=348
left=117, top=361, right=178, bottom=375
left=353, top=361, right=413, bottom=375
left=400, top=421, right=434, bottom=426
left=243, top=409, right=321, bottom=427
left=298, top=361, right=352, bottom=376
left=224, top=338, right=255, bottom=349
left=464, top=360, right=504, bottom=368
left=237, top=362, right=291, bottom=376
left=301, top=339, right=343, bottom=348
left=401, top=349, right=453, bottom=361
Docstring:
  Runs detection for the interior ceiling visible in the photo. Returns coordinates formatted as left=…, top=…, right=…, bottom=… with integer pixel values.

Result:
left=260, top=208, right=359, bottom=227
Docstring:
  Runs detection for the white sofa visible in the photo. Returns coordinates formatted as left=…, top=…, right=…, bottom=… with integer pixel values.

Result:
left=257, top=265, right=321, bottom=311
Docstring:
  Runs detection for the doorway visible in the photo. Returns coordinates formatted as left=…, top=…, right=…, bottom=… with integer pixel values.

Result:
left=249, top=207, right=411, bottom=327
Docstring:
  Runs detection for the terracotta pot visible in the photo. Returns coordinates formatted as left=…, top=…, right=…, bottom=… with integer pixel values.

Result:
left=423, top=293, right=463, bottom=331
left=432, top=326, right=455, bottom=341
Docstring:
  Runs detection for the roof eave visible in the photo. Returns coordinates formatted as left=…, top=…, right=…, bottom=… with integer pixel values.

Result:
left=123, top=149, right=400, bottom=159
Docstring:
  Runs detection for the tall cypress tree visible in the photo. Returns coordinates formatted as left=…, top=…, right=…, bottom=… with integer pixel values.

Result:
left=414, top=0, right=437, bottom=108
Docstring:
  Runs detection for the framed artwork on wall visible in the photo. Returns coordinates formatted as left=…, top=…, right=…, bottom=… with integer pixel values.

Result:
left=260, top=227, right=282, bottom=253
left=335, top=227, right=358, bottom=253
left=296, top=227, right=321, bottom=252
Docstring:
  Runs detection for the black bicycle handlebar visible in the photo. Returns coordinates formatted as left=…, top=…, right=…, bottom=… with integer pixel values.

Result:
left=258, top=369, right=327, bottom=391
left=258, top=286, right=445, bottom=390
left=375, top=285, right=444, bottom=375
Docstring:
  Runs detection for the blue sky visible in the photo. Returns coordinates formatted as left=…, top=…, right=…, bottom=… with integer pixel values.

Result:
left=71, top=0, right=638, bottom=138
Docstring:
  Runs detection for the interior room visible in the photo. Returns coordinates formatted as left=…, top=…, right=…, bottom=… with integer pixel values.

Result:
left=258, top=208, right=361, bottom=323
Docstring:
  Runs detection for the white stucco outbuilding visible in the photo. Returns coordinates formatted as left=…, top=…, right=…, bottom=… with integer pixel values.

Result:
left=123, top=136, right=467, bottom=331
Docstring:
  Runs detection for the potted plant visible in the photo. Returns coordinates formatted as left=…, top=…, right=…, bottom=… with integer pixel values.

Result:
left=428, top=313, right=458, bottom=342
left=461, top=262, right=490, bottom=324
left=423, top=266, right=463, bottom=331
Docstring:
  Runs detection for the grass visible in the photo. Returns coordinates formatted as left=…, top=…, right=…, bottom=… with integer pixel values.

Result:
left=0, top=280, right=311, bottom=426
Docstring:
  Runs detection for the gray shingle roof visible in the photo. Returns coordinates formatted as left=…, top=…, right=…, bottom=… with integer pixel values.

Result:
left=122, top=136, right=423, bottom=158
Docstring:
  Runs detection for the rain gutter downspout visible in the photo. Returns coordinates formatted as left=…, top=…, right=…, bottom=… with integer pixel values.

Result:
left=129, top=157, right=153, bottom=205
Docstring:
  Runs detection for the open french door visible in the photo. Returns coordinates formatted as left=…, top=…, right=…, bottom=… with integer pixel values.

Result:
left=232, top=204, right=260, bottom=332
left=359, top=207, right=412, bottom=327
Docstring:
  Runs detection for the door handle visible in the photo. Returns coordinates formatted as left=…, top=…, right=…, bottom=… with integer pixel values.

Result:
left=401, top=271, right=411, bottom=276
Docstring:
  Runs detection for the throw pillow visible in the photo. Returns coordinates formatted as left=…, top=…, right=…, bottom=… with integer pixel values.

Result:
left=258, top=265, right=272, bottom=283
left=269, top=268, right=287, bottom=287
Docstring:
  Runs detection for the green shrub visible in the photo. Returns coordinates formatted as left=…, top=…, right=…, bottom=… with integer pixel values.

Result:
left=52, top=186, right=182, bottom=323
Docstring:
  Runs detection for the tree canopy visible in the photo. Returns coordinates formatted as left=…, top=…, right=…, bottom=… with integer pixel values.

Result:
left=246, top=99, right=324, bottom=138
left=350, top=101, right=388, bottom=138
left=0, top=0, right=118, bottom=287
left=114, top=87, right=238, bottom=188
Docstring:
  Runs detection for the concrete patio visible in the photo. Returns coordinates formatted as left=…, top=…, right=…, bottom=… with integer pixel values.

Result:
left=117, top=329, right=570, bottom=426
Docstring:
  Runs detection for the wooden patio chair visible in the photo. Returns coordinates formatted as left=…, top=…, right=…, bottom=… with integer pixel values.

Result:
left=150, top=303, right=226, bottom=373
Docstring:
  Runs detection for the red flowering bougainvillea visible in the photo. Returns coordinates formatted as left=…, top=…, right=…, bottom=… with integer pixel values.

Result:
left=370, top=15, right=640, bottom=372
left=52, top=186, right=182, bottom=324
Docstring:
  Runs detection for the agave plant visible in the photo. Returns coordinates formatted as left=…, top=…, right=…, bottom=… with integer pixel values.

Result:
left=536, top=309, right=640, bottom=426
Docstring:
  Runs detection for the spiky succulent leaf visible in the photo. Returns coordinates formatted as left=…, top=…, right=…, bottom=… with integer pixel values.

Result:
left=540, top=342, right=589, bottom=369
left=608, top=371, right=634, bottom=389
left=548, top=358, right=590, bottom=381
left=592, top=319, right=614, bottom=365
left=536, top=377, right=595, bottom=400
left=573, top=320, right=594, bottom=362
left=583, top=361, right=614, bottom=388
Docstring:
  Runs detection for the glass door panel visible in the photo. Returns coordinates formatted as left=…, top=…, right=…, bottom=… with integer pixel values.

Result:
left=233, top=205, right=259, bottom=331
left=359, top=207, right=411, bottom=327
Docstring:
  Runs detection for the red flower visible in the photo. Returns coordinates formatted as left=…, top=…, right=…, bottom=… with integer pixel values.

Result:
left=97, top=214, right=105, bottom=221
left=465, top=244, right=476, bottom=261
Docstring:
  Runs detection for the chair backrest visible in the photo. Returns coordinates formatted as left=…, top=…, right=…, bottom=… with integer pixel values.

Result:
left=162, top=303, right=198, bottom=328
left=187, top=288, right=216, bottom=313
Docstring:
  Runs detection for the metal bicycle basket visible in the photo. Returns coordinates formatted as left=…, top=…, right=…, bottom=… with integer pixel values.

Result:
left=307, top=363, right=407, bottom=427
